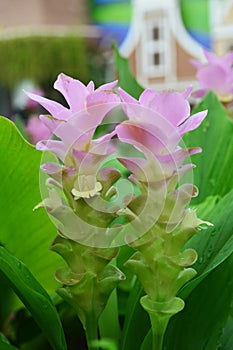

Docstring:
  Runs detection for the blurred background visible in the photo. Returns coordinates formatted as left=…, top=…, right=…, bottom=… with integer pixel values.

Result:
left=0, top=0, right=232, bottom=128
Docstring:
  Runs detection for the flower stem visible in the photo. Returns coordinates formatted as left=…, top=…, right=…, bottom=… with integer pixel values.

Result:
left=85, top=311, right=99, bottom=350
left=141, top=296, right=184, bottom=350
left=150, top=316, right=169, bottom=350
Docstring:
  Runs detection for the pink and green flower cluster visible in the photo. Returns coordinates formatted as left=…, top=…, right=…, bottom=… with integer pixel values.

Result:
left=30, top=73, right=208, bottom=247
left=30, top=73, right=210, bottom=350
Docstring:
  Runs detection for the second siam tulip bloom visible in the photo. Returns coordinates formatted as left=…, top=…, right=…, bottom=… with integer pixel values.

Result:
left=115, top=87, right=211, bottom=350
left=118, top=85, right=207, bottom=136
left=191, top=49, right=233, bottom=102
left=117, top=86, right=207, bottom=188
left=115, top=87, right=208, bottom=233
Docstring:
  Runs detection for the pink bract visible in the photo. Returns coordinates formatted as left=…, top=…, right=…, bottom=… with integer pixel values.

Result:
left=191, top=49, right=233, bottom=101
left=26, top=73, right=120, bottom=133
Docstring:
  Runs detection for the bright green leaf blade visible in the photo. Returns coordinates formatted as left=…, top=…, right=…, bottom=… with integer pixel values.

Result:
left=192, top=195, right=220, bottom=219
left=219, top=316, right=233, bottom=350
left=0, top=116, right=63, bottom=313
left=113, top=43, right=144, bottom=99
left=164, top=253, right=233, bottom=350
left=140, top=331, right=151, bottom=350
left=183, top=92, right=233, bottom=203
left=0, top=333, right=18, bottom=350
left=91, top=338, right=118, bottom=350
left=0, top=246, right=67, bottom=350
left=99, top=260, right=121, bottom=345
left=180, top=189, right=233, bottom=299
left=13, top=115, right=29, bottom=141
left=121, top=279, right=150, bottom=350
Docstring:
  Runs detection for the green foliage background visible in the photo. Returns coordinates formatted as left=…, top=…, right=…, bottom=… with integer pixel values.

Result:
left=0, top=36, right=89, bottom=88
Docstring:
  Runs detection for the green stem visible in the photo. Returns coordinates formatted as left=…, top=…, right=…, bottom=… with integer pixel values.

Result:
left=141, top=296, right=184, bottom=350
left=150, top=315, right=169, bottom=350
left=85, top=311, right=99, bottom=350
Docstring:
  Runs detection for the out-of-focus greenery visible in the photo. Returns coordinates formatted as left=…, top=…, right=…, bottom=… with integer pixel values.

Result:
left=0, top=36, right=105, bottom=89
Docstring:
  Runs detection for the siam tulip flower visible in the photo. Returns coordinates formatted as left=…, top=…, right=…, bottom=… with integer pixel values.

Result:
left=32, top=74, right=210, bottom=350
left=32, top=75, right=125, bottom=348
left=191, top=49, right=233, bottom=102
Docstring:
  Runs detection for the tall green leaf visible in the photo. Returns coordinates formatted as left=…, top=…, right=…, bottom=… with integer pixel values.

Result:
left=218, top=316, right=233, bottom=350
left=0, top=333, right=18, bottom=350
left=141, top=254, right=233, bottom=350
left=113, top=43, right=144, bottom=99
left=180, top=189, right=233, bottom=298
left=164, top=253, right=233, bottom=350
left=140, top=190, right=233, bottom=349
left=121, top=279, right=150, bottom=350
left=0, top=246, right=67, bottom=350
left=0, top=117, right=63, bottom=311
left=184, top=92, right=233, bottom=203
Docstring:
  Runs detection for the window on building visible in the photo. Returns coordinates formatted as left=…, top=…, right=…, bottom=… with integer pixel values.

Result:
left=153, top=26, right=159, bottom=41
left=153, top=52, right=160, bottom=66
left=142, top=18, right=166, bottom=76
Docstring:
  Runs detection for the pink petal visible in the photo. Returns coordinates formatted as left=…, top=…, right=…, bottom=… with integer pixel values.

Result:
left=156, top=147, right=201, bottom=171
left=54, top=105, right=117, bottom=151
left=182, top=85, right=193, bottom=99
left=40, top=162, right=62, bottom=174
left=145, top=90, right=191, bottom=127
left=86, top=89, right=120, bottom=107
left=190, top=58, right=203, bottom=69
left=39, top=115, right=63, bottom=133
left=178, top=110, right=208, bottom=136
left=118, top=87, right=138, bottom=104
left=54, top=73, right=89, bottom=112
left=36, top=139, right=67, bottom=160
left=26, top=91, right=69, bottom=120
left=197, top=65, right=230, bottom=92
left=221, top=51, right=233, bottom=68
left=139, top=88, right=156, bottom=106
left=116, top=121, right=178, bottom=155
left=203, top=49, right=217, bottom=64
left=118, top=155, right=170, bottom=183
left=117, top=157, right=147, bottom=181
left=191, top=89, right=208, bottom=99
left=87, top=81, right=95, bottom=93
left=204, top=49, right=233, bottom=69
left=97, top=80, right=118, bottom=91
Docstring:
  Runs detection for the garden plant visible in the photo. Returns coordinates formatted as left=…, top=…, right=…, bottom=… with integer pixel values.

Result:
left=0, top=47, right=233, bottom=350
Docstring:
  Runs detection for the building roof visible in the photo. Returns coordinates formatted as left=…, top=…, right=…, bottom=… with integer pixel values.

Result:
left=120, top=0, right=206, bottom=62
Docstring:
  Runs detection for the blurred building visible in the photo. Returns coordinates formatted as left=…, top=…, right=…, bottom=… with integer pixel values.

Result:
left=120, top=0, right=206, bottom=90
left=121, top=0, right=233, bottom=90
left=0, top=0, right=89, bottom=29
left=211, top=0, right=233, bottom=54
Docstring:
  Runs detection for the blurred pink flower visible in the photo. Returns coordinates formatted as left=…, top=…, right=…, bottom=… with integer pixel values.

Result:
left=26, top=115, right=51, bottom=144
left=191, top=49, right=233, bottom=102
